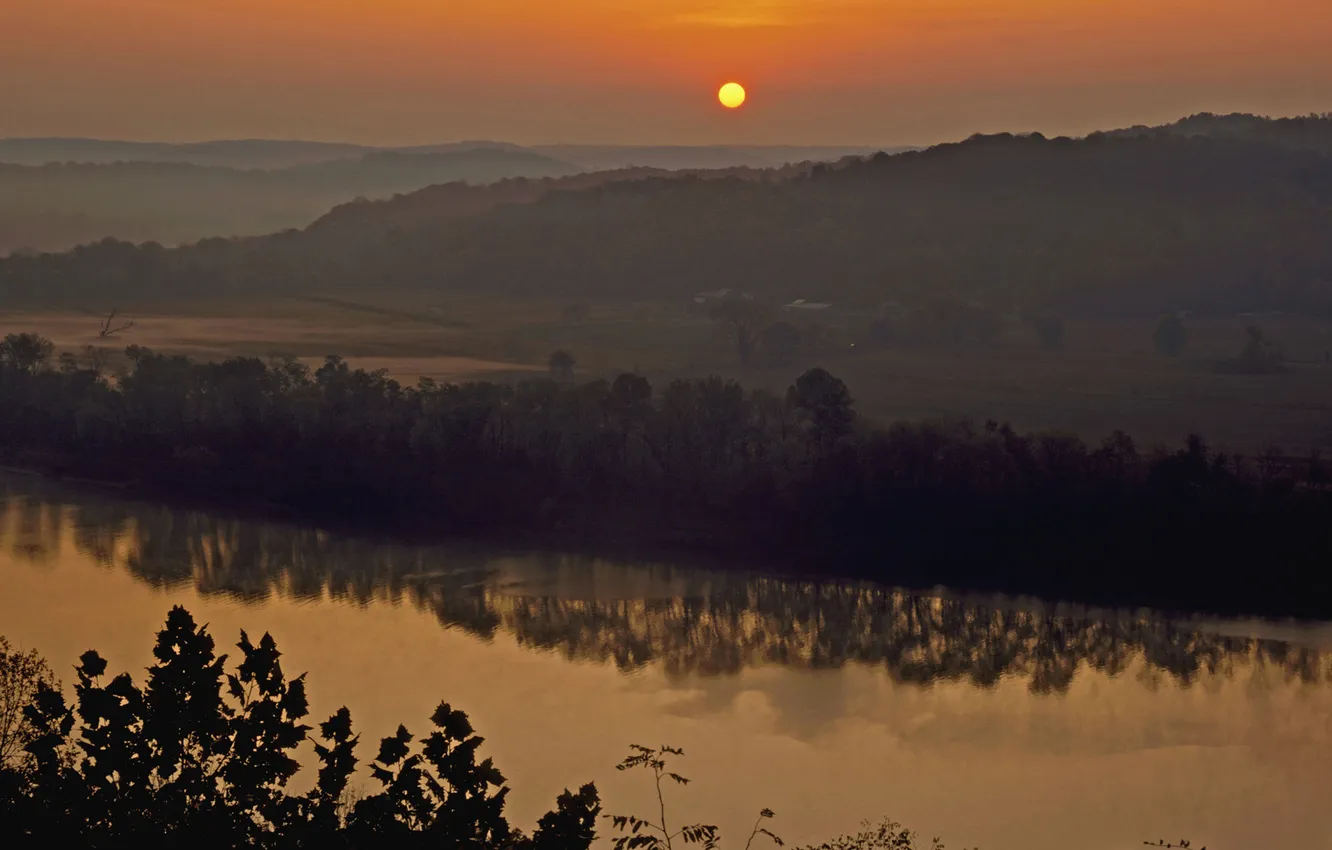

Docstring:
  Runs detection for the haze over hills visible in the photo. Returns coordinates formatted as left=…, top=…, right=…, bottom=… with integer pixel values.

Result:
left=0, top=148, right=582, bottom=254
left=4, top=114, right=1332, bottom=320
left=524, top=144, right=894, bottom=171
left=0, top=138, right=895, bottom=253
left=0, top=137, right=891, bottom=171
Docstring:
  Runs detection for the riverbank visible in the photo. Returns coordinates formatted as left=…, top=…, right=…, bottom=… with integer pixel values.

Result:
left=3, top=351, right=1331, bottom=622
left=5, top=454, right=1329, bottom=625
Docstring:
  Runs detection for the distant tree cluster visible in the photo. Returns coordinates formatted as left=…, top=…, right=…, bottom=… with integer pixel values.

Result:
left=2, top=334, right=1331, bottom=616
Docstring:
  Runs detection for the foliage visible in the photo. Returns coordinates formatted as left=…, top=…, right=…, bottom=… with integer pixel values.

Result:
left=607, top=745, right=781, bottom=850
left=548, top=349, right=576, bottom=381
left=0, top=334, right=54, bottom=375
left=0, top=607, right=599, bottom=849
left=345, top=703, right=510, bottom=846
left=1, top=336, right=1331, bottom=617
left=0, top=637, right=57, bottom=770
left=527, top=783, right=602, bottom=849
left=710, top=297, right=770, bottom=365
left=1153, top=315, right=1189, bottom=357
left=787, top=367, right=855, bottom=451
left=794, top=818, right=956, bottom=850
left=0, top=618, right=986, bottom=850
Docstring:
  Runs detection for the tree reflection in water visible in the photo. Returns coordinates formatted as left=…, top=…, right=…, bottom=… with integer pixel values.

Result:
left=4, top=475, right=1327, bottom=695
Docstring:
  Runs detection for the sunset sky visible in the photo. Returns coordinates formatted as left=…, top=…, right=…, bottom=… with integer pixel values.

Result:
left=3, top=0, right=1330, bottom=146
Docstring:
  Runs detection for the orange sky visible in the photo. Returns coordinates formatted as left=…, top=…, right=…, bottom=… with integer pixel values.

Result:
left=2, top=0, right=1330, bottom=145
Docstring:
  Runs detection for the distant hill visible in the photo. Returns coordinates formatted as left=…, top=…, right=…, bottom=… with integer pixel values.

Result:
left=0, top=137, right=896, bottom=171
left=526, top=144, right=897, bottom=171
left=0, top=138, right=378, bottom=169
left=4, top=129, right=1331, bottom=318
left=300, top=163, right=802, bottom=249
left=0, top=149, right=582, bottom=253
left=0, top=137, right=902, bottom=253
left=1107, top=112, right=1332, bottom=154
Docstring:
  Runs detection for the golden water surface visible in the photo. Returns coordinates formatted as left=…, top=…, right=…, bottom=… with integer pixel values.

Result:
left=1, top=474, right=1329, bottom=850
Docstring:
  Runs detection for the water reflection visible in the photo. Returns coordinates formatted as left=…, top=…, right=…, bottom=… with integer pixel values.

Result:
left=5, top=474, right=1327, bottom=695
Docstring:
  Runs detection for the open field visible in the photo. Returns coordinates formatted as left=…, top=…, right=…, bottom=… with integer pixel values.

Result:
left=6, top=291, right=1332, bottom=453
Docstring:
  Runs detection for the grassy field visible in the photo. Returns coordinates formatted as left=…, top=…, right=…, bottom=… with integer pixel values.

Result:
left=6, top=291, right=1332, bottom=453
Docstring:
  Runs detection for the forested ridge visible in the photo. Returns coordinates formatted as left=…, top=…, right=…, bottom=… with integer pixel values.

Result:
left=4, top=129, right=1332, bottom=317
left=2, top=335, right=1330, bottom=619
left=1108, top=111, right=1332, bottom=153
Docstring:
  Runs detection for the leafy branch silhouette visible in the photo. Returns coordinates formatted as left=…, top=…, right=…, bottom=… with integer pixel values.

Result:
left=606, top=744, right=782, bottom=850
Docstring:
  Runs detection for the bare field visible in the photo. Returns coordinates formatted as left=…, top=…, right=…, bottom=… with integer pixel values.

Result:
left=7, top=292, right=1332, bottom=452
left=0, top=301, right=538, bottom=383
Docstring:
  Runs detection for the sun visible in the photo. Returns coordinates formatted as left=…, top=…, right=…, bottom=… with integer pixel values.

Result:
left=718, top=82, right=746, bottom=109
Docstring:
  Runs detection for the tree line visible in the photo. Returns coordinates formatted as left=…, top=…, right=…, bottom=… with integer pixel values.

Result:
left=4, top=131, right=1332, bottom=318
left=1, top=332, right=1331, bottom=618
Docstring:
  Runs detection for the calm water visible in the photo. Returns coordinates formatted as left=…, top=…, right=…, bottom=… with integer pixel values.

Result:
left=2, top=474, right=1330, bottom=850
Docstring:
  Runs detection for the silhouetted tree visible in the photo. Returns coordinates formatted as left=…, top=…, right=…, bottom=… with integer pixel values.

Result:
left=0, top=637, right=56, bottom=770
left=346, top=703, right=510, bottom=846
left=711, top=297, right=769, bottom=366
left=0, top=334, right=53, bottom=374
left=524, top=784, right=602, bottom=850
left=7, top=608, right=600, bottom=849
left=788, top=368, right=855, bottom=451
left=549, top=350, right=576, bottom=382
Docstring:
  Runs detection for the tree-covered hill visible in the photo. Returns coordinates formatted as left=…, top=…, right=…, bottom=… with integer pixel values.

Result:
left=4, top=131, right=1331, bottom=317
left=1107, top=111, right=1332, bottom=154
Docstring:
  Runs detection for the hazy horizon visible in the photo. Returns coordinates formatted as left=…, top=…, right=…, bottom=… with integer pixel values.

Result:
left=5, top=0, right=1331, bottom=147
left=0, top=135, right=895, bottom=150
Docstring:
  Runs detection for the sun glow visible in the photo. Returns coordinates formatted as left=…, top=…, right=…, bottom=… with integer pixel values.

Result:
left=718, top=82, right=747, bottom=109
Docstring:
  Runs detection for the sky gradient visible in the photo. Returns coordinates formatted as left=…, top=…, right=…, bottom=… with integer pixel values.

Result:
left=3, top=0, right=1331, bottom=146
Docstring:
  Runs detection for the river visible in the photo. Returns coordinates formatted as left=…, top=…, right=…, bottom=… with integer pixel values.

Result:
left=1, top=473, right=1329, bottom=849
